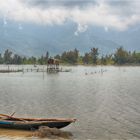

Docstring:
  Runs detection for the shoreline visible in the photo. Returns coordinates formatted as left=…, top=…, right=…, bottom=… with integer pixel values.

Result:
left=0, top=63, right=139, bottom=66
left=58, top=64, right=140, bottom=67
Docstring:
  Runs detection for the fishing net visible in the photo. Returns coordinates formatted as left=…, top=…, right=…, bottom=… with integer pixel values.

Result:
left=32, top=126, right=73, bottom=139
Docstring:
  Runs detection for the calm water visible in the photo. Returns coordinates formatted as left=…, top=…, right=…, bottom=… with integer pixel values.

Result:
left=0, top=65, right=140, bottom=140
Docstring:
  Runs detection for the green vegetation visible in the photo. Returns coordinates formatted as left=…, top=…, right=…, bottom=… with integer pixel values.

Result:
left=0, top=47, right=140, bottom=65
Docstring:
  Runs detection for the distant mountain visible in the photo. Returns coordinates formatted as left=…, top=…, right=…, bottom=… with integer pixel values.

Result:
left=0, top=19, right=139, bottom=56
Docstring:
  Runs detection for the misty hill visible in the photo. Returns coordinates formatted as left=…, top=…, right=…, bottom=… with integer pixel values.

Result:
left=0, top=19, right=139, bottom=56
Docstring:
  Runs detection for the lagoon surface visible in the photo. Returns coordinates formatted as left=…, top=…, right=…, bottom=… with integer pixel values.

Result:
left=0, top=65, right=140, bottom=140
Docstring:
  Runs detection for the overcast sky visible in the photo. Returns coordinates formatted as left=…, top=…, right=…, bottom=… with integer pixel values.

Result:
left=0, top=0, right=140, bottom=34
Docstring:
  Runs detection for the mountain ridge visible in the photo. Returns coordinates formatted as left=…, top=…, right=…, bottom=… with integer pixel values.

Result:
left=0, top=20, right=139, bottom=56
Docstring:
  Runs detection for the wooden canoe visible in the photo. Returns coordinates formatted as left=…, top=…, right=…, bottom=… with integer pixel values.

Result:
left=0, top=114, right=76, bottom=130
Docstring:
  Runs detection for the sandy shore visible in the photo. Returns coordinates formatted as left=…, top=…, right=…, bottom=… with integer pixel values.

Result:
left=0, top=128, right=72, bottom=140
left=0, top=128, right=32, bottom=137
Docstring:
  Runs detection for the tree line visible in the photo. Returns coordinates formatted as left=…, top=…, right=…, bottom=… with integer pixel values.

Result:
left=0, top=47, right=140, bottom=65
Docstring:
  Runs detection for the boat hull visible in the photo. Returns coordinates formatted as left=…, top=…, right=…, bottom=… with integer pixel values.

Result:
left=0, top=120, right=71, bottom=130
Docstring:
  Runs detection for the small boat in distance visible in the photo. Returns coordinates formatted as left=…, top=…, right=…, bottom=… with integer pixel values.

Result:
left=0, top=114, right=76, bottom=130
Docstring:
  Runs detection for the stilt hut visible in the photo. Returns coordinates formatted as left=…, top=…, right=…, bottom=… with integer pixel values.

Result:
left=47, top=58, right=59, bottom=72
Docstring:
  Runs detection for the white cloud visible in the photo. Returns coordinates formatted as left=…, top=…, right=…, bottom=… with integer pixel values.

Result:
left=0, top=0, right=140, bottom=33
left=18, top=23, right=23, bottom=30
left=74, top=24, right=88, bottom=36
left=104, top=26, right=108, bottom=32
left=3, top=17, right=7, bottom=26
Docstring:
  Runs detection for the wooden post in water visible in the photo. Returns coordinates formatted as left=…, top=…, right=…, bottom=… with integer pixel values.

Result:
left=8, top=65, right=9, bottom=72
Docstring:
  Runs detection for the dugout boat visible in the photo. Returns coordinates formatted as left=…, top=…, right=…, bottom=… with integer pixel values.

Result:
left=0, top=114, right=76, bottom=130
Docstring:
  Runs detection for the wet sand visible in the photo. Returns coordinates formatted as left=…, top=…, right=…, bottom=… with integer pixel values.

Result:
left=0, top=128, right=72, bottom=140
left=0, top=128, right=32, bottom=137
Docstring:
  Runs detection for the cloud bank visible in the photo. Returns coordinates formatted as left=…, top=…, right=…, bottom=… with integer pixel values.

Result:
left=0, top=0, right=140, bottom=33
